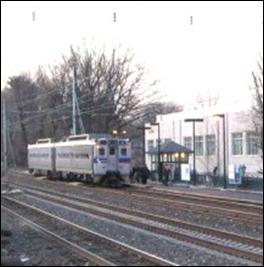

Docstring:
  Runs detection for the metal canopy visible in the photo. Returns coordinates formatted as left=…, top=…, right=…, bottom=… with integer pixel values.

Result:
left=148, top=141, right=193, bottom=154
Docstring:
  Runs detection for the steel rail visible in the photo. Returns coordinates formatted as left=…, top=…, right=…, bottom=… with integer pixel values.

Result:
left=13, top=182, right=263, bottom=249
left=2, top=197, right=178, bottom=266
left=1, top=206, right=115, bottom=266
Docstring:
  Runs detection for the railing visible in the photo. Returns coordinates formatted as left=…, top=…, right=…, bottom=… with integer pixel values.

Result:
left=195, top=174, right=263, bottom=191
left=148, top=170, right=263, bottom=191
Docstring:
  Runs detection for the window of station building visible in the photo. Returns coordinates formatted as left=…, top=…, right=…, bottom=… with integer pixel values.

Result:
left=164, top=138, right=171, bottom=144
left=206, top=134, right=216, bottom=156
left=121, top=148, right=127, bottom=156
left=232, top=133, right=243, bottom=155
left=99, top=147, right=105, bottom=156
left=184, top=137, right=192, bottom=150
left=195, top=136, right=203, bottom=156
left=246, top=132, right=258, bottom=155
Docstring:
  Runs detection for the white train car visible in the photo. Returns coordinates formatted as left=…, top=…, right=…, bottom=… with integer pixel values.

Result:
left=93, top=138, right=131, bottom=183
left=117, top=139, right=131, bottom=177
left=28, top=134, right=132, bottom=186
left=55, top=134, right=95, bottom=181
left=28, top=138, right=55, bottom=176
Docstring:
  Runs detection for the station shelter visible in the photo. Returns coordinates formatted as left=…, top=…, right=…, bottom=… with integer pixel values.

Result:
left=147, top=141, right=193, bottom=181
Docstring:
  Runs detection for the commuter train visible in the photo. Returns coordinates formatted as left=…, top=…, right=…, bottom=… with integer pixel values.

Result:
left=27, top=134, right=131, bottom=186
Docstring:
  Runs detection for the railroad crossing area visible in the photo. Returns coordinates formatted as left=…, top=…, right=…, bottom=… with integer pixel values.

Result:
left=1, top=170, right=263, bottom=266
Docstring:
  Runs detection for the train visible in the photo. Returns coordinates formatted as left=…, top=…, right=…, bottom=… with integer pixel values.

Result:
left=27, top=134, right=132, bottom=186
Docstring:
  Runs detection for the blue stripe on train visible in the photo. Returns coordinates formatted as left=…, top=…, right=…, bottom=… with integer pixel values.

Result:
left=93, top=157, right=131, bottom=163
left=93, top=157, right=108, bottom=163
left=119, top=158, right=131, bottom=163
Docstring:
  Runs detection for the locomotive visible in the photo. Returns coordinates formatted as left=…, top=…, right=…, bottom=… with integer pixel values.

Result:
left=28, top=134, right=131, bottom=186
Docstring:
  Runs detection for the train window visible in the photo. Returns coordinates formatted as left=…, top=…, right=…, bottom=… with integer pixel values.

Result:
left=99, top=148, right=105, bottom=156
left=109, top=147, right=115, bottom=155
left=109, top=140, right=117, bottom=146
left=119, top=140, right=126, bottom=145
left=100, top=140, right=107, bottom=145
left=121, top=148, right=127, bottom=156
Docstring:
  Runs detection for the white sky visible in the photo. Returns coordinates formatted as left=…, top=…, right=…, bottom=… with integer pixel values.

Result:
left=1, top=1, right=263, bottom=107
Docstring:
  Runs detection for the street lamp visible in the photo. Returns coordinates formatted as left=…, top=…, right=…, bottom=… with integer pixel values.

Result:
left=151, top=122, right=161, bottom=181
left=214, top=114, right=227, bottom=189
left=137, top=126, right=151, bottom=165
left=184, top=118, right=204, bottom=185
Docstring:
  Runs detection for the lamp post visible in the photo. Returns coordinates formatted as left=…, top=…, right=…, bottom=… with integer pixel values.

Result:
left=151, top=123, right=161, bottom=181
left=214, top=114, right=227, bottom=189
left=184, top=118, right=204, bottom=185
left=137, top=126, right=151, bottom=165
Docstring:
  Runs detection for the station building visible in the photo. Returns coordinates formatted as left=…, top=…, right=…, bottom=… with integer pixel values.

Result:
left=145, top=104, right=263, bottom=178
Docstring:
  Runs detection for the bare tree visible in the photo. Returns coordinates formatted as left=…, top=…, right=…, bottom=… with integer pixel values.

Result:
left=52, top=46, right=160, bottom=133
left=250, top=57, right=263, bottom=158
left=3, top=74, right=39, bottom=166
left=2, top=45, right=161, bottom=166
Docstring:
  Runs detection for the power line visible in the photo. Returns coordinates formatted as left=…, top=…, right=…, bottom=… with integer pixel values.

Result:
left=7, top=81, right=156, bottom=125
left=9, top=94, right=165, bottom=134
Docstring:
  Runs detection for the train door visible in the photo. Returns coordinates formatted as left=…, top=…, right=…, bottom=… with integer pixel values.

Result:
left=108, top=139, right=118, bottom=172
left=118, top=140, right=131, bottom=175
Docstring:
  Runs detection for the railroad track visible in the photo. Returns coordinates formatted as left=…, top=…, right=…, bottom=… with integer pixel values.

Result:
left=3, top=182, right=263, bottom=264
left=95, top=187, right=263, bottom=224
left=1, top=206, right=114, bottom=266
left=123, top=186, right=263, bottom=214
left=1, top=197, right=177, bottom=266
left=3, top=170, right=263, bottom=224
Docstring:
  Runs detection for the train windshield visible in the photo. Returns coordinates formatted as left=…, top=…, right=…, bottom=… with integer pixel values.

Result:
left=119, top=140, right=129, bottom=145
left=108, top=140, right=117, bottom=146
left=120, top=148, right=127, bottom=156
left=99, top=140, right=107, bottom=145
left=109, top=147, right=116, bottom=155
left=99, top=147, right=105, bottom=156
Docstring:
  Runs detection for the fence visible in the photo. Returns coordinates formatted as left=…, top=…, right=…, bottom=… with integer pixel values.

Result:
left=196, top=174, right=263, bottom=191
left=149, top=170, right=263, bottom=191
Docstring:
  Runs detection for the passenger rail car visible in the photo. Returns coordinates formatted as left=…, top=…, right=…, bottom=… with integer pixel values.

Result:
left=28, top=134, right=131, bottom=186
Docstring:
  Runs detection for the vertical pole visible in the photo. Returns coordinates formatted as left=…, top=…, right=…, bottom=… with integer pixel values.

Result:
left=3, top=94, right=7, bottom=172
left=223, top=115, right=227, bottom=188
left=72, top=66, right=77, bottom=135
left=193, top=121, right=196, bottom=185
left=7, top=128, right=16, bottom=168
left=142, top=128, right=146, bottom=166
left=75, top=92, right=85, bottom=134
left=157, top=123, right=161, bottom=181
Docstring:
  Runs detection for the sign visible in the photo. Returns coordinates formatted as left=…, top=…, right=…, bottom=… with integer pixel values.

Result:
left=181, top=164, right=191, bottom=181
left=228, top=164, right=243, bottom=185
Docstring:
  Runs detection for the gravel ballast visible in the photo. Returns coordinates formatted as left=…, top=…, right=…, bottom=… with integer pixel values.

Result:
left=1, top=208, right=92, bottom=266
left=4, top=193, right=261, bottom=266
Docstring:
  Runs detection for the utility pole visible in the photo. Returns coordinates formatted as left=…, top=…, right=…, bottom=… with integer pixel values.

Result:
left=151, top=123, right=161, bottom=181
left=137, top=126, right=151, bottom=165
left=72, top=64, right=85, bottom=134
left=184, top=118, right=204, bottom=185
left=7, top=127, right=16, bottom=168
left=76, top=97, right=85, bottom=134
left=214, top=114, right=227, bottom=189
left=3, top=93, right=7, bottom=172
left=72, top=65, right=77, bottom=135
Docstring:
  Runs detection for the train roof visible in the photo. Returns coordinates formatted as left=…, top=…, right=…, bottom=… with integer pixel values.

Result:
left=28, top=143, right=54, bottom=149
left=54, top=139, right=96, bottom=147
